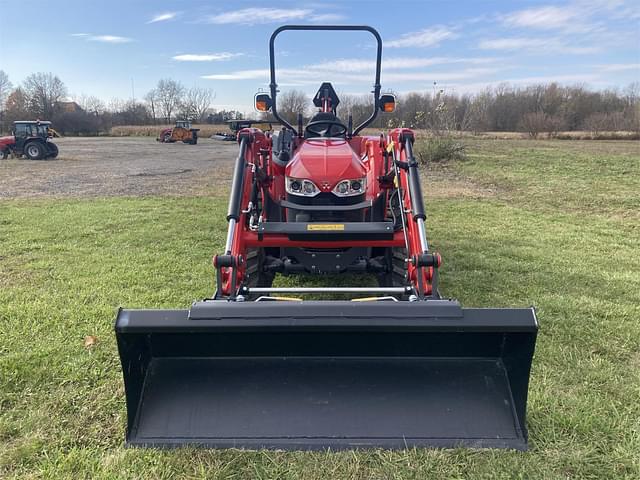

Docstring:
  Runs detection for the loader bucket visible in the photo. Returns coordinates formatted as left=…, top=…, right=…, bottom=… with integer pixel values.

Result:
left=115, top=300, right=537, bottom=450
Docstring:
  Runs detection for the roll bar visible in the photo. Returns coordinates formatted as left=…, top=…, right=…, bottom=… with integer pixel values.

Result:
left=269, top=25, right=383, bottom=136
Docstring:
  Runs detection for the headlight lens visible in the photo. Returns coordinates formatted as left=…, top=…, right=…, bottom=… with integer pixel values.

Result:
left=286, top=177, right=320, bottom=197
left=333, top=177, right=366, bottom=197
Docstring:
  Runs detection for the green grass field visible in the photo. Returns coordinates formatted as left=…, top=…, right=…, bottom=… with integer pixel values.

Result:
left=1, top=140, right=639, bottom=479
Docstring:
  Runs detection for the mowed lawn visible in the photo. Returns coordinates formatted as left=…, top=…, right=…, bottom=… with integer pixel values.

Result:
left=1, top=139, right=639, bottom=479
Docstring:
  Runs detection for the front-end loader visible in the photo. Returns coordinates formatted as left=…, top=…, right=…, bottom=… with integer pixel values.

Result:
left=115, top=25, right=538, bottom=450
left=158, top=120, right=199, bottom=144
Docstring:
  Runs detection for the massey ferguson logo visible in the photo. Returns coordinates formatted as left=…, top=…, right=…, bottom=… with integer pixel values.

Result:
left=320, top=181, right=332, bottom=191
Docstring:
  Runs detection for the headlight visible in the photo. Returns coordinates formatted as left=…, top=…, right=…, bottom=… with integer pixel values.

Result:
left=332, top=177, right=366, bottom=197
left=286, top=177, right=320, bottom=197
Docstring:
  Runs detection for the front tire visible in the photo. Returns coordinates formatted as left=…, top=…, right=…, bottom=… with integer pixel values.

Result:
left=0, top=148, right=9, bottom=160
left=244, top=248, right=275, bottom=299
left=378, top=247, right=408, bottom=287
left=46, top=143, right=59, bottom=159
left=24, top=142, right=45, bottom=160
left=163, top=133, right=172, bottom=143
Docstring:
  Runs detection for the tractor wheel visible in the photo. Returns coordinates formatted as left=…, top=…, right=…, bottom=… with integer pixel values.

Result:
left=0, top=148, right=9, bottom=160
left=243, top=248, right=275, bottom=299
left=46, top=143, right=59, bottom=159
left=24, top=142, right=46, bottom=160
left=163, top=133, right=172, bottom=143
left=378, top=247, right=409, bottom=289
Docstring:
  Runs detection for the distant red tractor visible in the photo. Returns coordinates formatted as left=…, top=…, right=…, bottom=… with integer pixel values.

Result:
left=157, top=120, right=199, bottom=144
left=0, top=121, right=59, bottom=160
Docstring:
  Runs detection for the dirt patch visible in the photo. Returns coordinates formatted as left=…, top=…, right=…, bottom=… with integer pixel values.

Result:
left=0, top=137, right=237, bottom=199
left=0, top=136, right=490, bottom=201
left=423, top=165, right=496, bottom=199
left=129, top=168, right=193, bottom=177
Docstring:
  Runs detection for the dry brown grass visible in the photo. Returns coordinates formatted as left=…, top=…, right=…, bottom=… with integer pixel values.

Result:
left=446, top=130, right=639, bottom=140
left=110, top=124, right=229, bottom=138
left=360, top=129, right=639, bottom=140
left=112, top=125, right=639, bottom=141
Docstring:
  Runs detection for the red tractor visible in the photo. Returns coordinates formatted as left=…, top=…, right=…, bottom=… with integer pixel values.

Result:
left=157, top=120, right=199, bottom=144
left=0, top=121, right=59, bottom=160
left=116, top=25, right=537, bottom=451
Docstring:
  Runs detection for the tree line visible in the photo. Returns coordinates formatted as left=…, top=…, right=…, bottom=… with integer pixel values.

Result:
left=0, top=71, right=242, bottom=135
left=274, top=83, right=639, bottom=137
left=0, top=70, right=638, bottom=136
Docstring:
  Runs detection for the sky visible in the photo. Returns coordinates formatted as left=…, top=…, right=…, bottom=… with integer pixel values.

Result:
left=0, top=0, right=638, bottom=114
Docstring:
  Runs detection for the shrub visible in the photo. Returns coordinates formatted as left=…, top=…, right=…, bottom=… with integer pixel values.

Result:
left=414, top=136, right=466, bottom=164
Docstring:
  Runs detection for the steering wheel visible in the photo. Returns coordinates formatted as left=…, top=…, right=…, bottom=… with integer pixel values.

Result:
left=305, top=120, right=348, bottom=138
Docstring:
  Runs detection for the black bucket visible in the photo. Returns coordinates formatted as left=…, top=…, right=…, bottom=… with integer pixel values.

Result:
left=115, top=300, right=537, bottom=450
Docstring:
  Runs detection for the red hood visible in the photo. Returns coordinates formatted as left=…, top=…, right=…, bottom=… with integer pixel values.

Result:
left=286, top=139, right=365, bottom=192
left=0, top=135, right=15, bottom=147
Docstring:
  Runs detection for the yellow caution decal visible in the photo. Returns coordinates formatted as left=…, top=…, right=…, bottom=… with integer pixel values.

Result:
left=386, top=140, right=395, bottom=153
left=307, top=224, right=345, bottom=231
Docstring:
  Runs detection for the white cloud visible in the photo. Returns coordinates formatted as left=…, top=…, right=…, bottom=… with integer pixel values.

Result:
left=202, top=64, right=502, bottom=86
left=311, top=57, right=500, bottom=73
left=72, top=34, right=133, bottom=43
left=502, top=74, right=602, bottom=84
left=308, top=13, right=346, bottom=22
left=205, top=8, right=312, bottom=25
left=479, top=37, right=600, bottom=54
left=203, top=68, right=345, bottom=84
left=383, top=68, right=500, bottom=83
left=88, top=35, right=133, bottom=44
left=412, top=73, right=604, bottom=95
left=173, top=52, right=243, bottom=62
left=596, top=63, right=640, bottom=72
left=386, top=27, right=458, bottom=48
left=202, top=69, right=269, bottom=80
left=502, top=6, right=580, bottom=30
left=147, top=12, right=180, bottom=24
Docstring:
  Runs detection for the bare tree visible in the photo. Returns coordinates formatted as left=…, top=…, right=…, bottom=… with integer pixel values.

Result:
left=107, top=97, right=126, bottom=113
left=462, top=92, right=491, bottom=134
left=144, top=89, right=158, bottom=124
left=156, top=79, right=184, bottom=122
left=546, top=115, right=566, bottom=138
left=4, top=88, right=29, bottom=126
left=583, top=112, right=611, bottom=136
left=0, top=70, right=12, bottom=111
left=181, top=87, right=215, bottom=122
left=77, top=94, right=105, bottom=116
left=22, top=72, right=67, bottom=119
left=518, top=112, right=548, bottom=138
left=277, top=90, right=309, bottom=124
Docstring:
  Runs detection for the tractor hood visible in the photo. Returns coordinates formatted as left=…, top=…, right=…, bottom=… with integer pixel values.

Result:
left=0, top=135, right=16, bottom=147
left=286, top=139, right=365, bottom=191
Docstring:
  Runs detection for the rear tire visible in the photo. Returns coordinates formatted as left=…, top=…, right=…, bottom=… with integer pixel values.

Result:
left=24, top=142, right=45, bottom=160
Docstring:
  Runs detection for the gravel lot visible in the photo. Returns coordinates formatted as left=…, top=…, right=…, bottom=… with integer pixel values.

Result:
left=0, top=137, right=238, bottom=199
